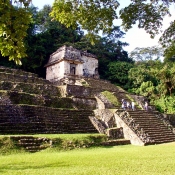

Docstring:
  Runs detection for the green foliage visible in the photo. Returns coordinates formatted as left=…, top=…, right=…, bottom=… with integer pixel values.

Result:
left=128, top=61, right=160, bottom=88
left=120, top=1, right=170, bottom=38
left=156, top=63, right=175, bottom=96
left=129, top=65, right=148, bottom=88
left=159, top=19, right=175, bottom=59
left=0, top=0, right=31, bottom=64
left=0, top=137, right=24, bottom=155
left=128, top=59, right=175, bottom=113
left=129, top=46, right=163, bottom=61
left=1, top=0, right=175, bottom=64
left=136, top=81, right=156, bottom=97
left=163, top=41, right=175, bottom=61
left=107, top=61, right=133, bottom=89
left=50, top=0, right=119, bottom=43
left=102, top=91, right=119, bottom=106
left=153, top=96, right=175, bottom=114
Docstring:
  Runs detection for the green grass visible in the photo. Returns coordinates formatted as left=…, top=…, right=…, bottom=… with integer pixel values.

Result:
left=0, top=134, right=107, bottom=153
left=0, top=142, right=175, bottom=175
left=102, top=91, right=119, bottom=106
left=0, top=133, right=105, bottom=141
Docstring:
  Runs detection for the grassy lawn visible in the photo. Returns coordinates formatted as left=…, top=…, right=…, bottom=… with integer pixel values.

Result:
left=0, top=142, right=175, bottom=175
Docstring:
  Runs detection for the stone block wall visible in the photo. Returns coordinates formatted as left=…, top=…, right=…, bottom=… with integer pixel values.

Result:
left=0, top=91, right=73, bottom=109
left=72, top=97, right=97, bottom=110
left=106, top=127, right=124, bottom=139
left=164, top=114, right=175, bottom=127
left=0, top=81, right=61, bottom=97
left=67, top=84, right=94, bottom=98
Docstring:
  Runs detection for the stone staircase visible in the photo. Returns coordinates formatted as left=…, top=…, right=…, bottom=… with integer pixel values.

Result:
left=60, top=77, right=175, bottom=146
left=0, top=66, right=98, bottom=134
left=101, top=139, right=131, bottom=146
left=10, top=136, right=51, bottom=152
left=115, top=109, right=175, bottom=145
left=0, top=104, right=97, bottom=134
left=81, top=78, right=175, bottom=145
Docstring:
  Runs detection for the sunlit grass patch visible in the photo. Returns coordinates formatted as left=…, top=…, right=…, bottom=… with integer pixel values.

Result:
left=0, top=142, right=175, bottom=175
left=102, top=91, right=119, bottom=106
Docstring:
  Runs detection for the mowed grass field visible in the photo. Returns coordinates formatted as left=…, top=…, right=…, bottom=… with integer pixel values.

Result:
left=0, top=141, right=175, bottom=175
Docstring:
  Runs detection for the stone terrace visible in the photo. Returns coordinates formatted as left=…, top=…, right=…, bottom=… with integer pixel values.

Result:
left=0, top=66, right=98, bottom=134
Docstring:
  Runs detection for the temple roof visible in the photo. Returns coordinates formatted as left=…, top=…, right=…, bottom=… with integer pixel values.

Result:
left=45, top=45, right=97, bottom=67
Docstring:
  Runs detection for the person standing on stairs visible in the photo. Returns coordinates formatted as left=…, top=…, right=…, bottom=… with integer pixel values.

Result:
left=144, top=101, right=148, bottom=111
left=126, top=101, right=131, bottom=109
left=121, top=99, right=126, bottom=110
left=131, top=101, right=135, bottom=111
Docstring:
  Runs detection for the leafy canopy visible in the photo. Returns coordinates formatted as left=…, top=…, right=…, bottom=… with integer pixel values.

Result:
left=51, top=0, right=175, bottom=55
left=50, top=0, right=119, bottom=43
left=0, top=0, right=31, bottom=64
left=1, top=0, right=175, bottom=64
left=129, top=46, right=163, bottom=61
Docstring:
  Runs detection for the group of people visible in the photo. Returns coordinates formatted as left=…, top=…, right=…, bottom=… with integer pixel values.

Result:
left=121, top=99, right=135, bottom=111
left=121, top=99, right=149, bottom=111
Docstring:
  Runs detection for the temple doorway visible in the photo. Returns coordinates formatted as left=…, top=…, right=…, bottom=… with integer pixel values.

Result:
left=70, top=64, right=76, bottom=75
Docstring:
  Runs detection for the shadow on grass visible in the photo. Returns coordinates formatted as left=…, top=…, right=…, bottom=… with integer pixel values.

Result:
left=0, top=161, right=70, bottom=173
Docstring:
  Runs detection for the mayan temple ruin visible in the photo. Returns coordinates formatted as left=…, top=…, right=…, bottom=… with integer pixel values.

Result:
left=45, top=45, right=99, bottom=85
left=0, top=45, right=175, bottom=152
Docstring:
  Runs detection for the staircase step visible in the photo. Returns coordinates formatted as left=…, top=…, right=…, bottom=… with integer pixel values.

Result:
left=101, top=139, right=131, bottom=146
left=117, top=110, right=175, bottom=145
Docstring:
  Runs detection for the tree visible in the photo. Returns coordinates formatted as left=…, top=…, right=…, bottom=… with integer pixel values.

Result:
left=50, top=0, right=119, bottom=43
left=119, top=0, right=172, bottom=38
left=156, top=63, right=175, bottom=96
left=129, top=64, right=151, bottom=88
left=128, top=60, right=161, bottom=90
left=50, top=0, right=175, bottom=62
left=51, top=0, right=175, bottom=40
left=20, top=5, right=84, bottom=77
left=159, top=18, right=175, bottom=59
left=106, top=61, right=133, bottom=89
left=0, top=0, right=31, bottom=64
left=2, top=0, right=175, bottom=64
left=136, top=81, right=156, bottom=97
left=129, top=46, right=163, bottom=61
left=71, top=26, right=132, bottom=80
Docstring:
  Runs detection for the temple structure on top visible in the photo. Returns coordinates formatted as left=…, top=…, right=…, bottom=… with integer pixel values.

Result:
left=45, top=45, right=99, bottom=83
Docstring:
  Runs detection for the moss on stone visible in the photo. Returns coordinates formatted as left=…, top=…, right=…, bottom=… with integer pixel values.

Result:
left=102, top=91, right=119, bottom=106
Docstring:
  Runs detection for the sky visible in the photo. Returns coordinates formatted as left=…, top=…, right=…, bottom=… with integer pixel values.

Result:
left=31, top=0, right=175, bottom=53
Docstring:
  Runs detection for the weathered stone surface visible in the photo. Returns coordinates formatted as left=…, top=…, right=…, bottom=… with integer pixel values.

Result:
left=67, top=84, right=94, bottom=98
left=114, top=112, right=145, bottom=146
left=95, top=93, right=115, bottom=109
left=94, top=109, right=116, bottom=128
left=163, top=114, right=175, bottom=128
left=106, top=127, right=124, bottom=139
left=45, top=46, right=99, bottom=82
left=10, top=136, right=51, bottom=152
left=72, top=97, right=97, bottom=110
left=0, top=105, right=98, bottom=134
left=114, top=109, right=175, bottom=145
